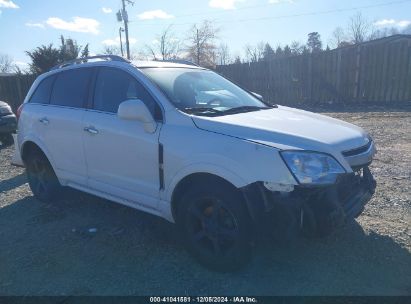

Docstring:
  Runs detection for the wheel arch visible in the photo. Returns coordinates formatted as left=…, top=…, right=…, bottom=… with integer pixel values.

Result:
left=170, top=172, right=241, bottom=221
left=21, top=140, right=56, bottom=172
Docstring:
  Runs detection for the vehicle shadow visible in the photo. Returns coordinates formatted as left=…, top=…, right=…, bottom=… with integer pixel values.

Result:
left=0, top=172, right=26, bottom=193
left=0, top=192, right=410, bottom=296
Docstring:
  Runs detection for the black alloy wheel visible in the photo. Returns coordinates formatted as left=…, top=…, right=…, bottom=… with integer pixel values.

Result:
left=26, top=150, right=61, bottom=203
left=178, top=182, right=253, bottom=272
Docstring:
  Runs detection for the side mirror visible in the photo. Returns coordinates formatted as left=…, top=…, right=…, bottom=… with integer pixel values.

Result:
left=118, top=99, right=156, bottom=133
left=251, top=91, right=264, bottom=101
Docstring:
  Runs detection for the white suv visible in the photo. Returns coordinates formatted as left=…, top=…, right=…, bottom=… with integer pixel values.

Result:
left=14, top=55, right=376, bottom=271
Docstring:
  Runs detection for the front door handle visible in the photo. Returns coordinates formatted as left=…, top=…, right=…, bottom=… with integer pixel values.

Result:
left=39, top=117, right=49, bottom=125
left=84, top=126, right=99, bottom=135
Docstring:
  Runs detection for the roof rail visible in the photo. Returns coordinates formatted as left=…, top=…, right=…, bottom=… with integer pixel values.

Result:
left=50, top=55, right=130, bottom=71
left=153, top=59, right=200, bottom=67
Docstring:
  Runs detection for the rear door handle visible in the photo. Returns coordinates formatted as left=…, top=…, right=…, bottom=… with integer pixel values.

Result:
left=84, top=126, right=99, bottom=135
left=39, top=117, right=49, bottom=125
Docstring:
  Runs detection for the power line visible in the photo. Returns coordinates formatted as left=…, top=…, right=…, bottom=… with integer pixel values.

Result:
left=130, top=0, right=411, bottom=27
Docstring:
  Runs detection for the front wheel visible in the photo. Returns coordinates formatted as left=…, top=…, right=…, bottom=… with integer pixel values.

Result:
left=177, top=182, right=253, bottom=272
left=26, top=150, right=62, bottom=203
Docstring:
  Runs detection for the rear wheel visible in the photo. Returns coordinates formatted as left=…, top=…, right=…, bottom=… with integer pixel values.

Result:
left=177, top=181, right=253, bottom=272
left=26, top=150, right=62, bottom=203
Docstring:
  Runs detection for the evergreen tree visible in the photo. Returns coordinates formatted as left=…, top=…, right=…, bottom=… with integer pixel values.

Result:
left=263, top=43, right=275, bottom=61
left=307, top=32, right=323, bottom=53
left=283, top=45, right=292, bottom=57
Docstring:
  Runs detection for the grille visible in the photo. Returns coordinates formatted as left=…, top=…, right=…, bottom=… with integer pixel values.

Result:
left=342, top=140, right=372, bottom=157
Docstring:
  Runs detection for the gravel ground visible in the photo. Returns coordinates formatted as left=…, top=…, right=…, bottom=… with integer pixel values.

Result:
left=0, top=107, right=410, bottom=296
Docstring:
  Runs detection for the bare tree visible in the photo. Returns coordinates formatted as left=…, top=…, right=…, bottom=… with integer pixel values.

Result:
left=369, top=27, right=400, bottom=40
left=329, top=27, right=348, bottom=48
left=290, top=41, right=305, bottom=55
left=233, top=56, right=242, bottom=64
left=146, top=26, right=181, bottom=60
left=216, top=43, right=231, bottom=65
left=0, top=54, right=14, bottom=73
left=130, top=49, right=150, bottom=61
left=186, top=20, right=220, bottom=66
left=348, top=12, right=373, bottom=44
left=244, top=41, right=265, bottom=62
left=101, top=46, right=121, bottom=56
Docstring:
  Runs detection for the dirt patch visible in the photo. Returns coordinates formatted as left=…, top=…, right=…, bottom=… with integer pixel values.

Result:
left=0, top=108, right=410, bottom=296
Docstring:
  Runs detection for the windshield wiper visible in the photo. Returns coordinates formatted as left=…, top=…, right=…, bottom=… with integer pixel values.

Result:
left=183, top=107, right=222, bottom=115
left=221, top=106, right=271, bottom=115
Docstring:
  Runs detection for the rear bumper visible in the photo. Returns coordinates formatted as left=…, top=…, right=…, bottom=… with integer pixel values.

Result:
left=242, top=166, right=376, bottom=238
left=0, top=114, right=17, bottom=133
left=11, top=134, right=24, bottom=167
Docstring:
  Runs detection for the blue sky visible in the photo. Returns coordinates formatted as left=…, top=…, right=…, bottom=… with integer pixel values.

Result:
left=1, top=0, right=410, bottom=69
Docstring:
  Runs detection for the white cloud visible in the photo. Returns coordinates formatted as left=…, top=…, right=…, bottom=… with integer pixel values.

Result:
left=137, top=9, right=174, bottom=20
left=374, top=19, right=396, bottom=26
left=209, top=0, right=245, bottom=10
left=102, top=37, right=137, bottom=46
left=25, top=22, right=45, bottom=29
left=46, top=17, right=100, bottom=34
left=397, top=20, right=411, bottom=28
left=102, top=7, right=112, bottom=14
left=0, top=0, right=19, bottom=9
left=374, top=19, right=411, bottom=28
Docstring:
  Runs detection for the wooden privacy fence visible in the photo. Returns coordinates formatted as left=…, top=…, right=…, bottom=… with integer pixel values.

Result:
left=0, top=74, right=36, bottom=112
left=216, top=35, right=411, bottom=105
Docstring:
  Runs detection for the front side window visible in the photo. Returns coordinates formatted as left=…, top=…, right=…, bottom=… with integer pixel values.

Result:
left=29, top=75, right=55, bottom=104
left=50, top=68, right=93, bottom=108
left=141, top=68, right=271, bottom=116
left=93, top=67, right=161, bottom=119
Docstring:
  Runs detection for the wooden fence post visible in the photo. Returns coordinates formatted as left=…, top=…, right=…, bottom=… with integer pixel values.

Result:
left=336, top=49, right=342, bottom=103
left=353, top=45, right=361, bottom=102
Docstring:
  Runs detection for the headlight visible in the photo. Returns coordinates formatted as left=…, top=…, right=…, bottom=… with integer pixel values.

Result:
left=0, top=106, right=12, bottom=114
left=281, top=151, right=346, bottom=185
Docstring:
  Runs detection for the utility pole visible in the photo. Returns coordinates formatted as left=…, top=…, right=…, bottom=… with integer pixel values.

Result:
left=121, top=0, right=133, bottom=60
left=119, top=27, right=125, bottom=57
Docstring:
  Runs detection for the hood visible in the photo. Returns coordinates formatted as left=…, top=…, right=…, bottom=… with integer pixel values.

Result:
left=192, top=105, right=370, bottom=153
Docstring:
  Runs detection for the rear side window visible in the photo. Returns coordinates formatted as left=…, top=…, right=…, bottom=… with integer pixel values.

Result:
left=50, top=68, right=93, bottom=108
left=93, top=67, right=161, bottom=119
left=29, top=75, right=55, bottom=104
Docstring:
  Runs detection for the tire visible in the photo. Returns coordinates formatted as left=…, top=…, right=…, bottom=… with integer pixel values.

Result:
left=26, top=150, right=62, bottom=203
left=177, top=180, right=253, bottom=272
left=0, top=133, right=13, bottom=146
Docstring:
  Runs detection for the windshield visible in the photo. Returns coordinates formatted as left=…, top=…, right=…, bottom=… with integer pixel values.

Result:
left=141, top=68, right=271, bottom=116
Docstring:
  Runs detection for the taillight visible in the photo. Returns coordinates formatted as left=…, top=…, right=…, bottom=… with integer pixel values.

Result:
left=16, top=104, right=24, bottom=121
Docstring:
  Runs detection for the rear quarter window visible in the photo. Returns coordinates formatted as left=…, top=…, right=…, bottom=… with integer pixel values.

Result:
left=29, top=75, right=55, bottom=104
left=50, top=68, right=93, bottom=108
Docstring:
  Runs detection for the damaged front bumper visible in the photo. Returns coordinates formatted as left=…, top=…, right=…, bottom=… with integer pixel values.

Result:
left=242, top=166, right=376, bottom=238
